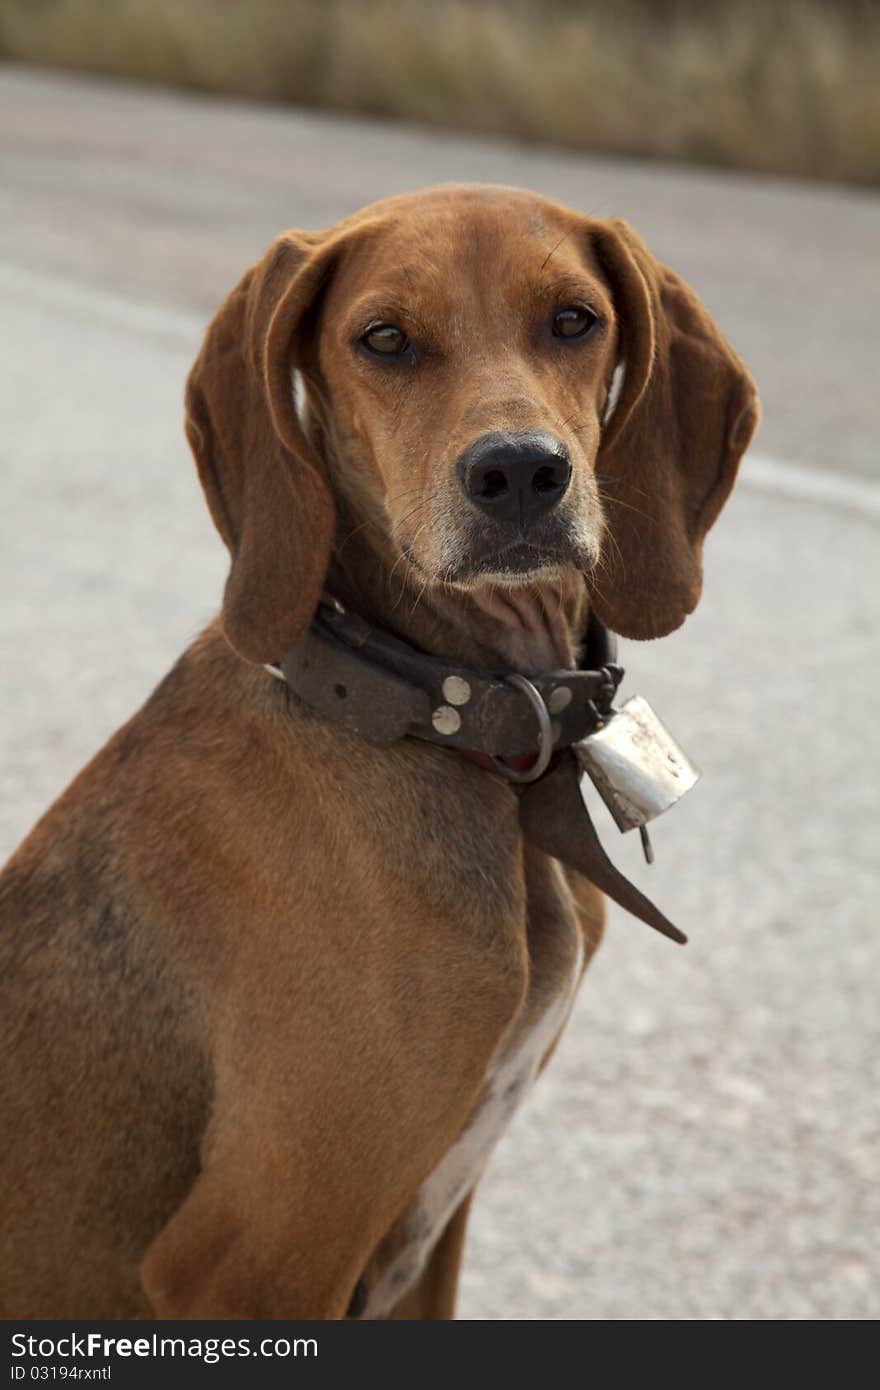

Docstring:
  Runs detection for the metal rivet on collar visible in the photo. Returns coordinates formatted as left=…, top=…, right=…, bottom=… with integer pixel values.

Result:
left=442, top=675, right=471, bottom=706
left=319, top=591, right=346, bottom=616
left=548, top=686, right=572, bottom=714
left=432, top=705, right=462, bottom=736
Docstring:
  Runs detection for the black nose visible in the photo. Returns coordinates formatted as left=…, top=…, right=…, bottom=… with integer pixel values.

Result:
left=458, top=430, right=572, bottom=527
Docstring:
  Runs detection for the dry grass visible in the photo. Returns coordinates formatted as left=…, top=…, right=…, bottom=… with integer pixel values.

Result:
left=1, top=0, right=879, bottom=185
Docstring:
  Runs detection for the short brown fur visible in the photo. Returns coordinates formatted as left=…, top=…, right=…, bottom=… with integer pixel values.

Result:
left=0, top=185, right=757, bottom=1319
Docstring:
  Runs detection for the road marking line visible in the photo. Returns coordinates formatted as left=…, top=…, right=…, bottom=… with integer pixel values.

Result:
left=742, top=452, right=880, bottom=519
left=4, top=258, right=879, bottom=519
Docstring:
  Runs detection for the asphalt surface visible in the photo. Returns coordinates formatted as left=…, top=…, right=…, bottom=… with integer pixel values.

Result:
left=1, top=66, right=878, bottom=1320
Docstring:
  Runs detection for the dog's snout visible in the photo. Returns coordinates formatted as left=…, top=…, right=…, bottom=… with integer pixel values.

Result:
left=458, top=431, right=572, bottom=526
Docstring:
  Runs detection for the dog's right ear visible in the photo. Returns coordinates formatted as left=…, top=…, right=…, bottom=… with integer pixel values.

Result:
left=185, top=231, right=339, bottom=664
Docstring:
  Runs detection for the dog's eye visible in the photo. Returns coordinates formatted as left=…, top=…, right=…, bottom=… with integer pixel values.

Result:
left=361, top=323, right=410, bottom=357
left=552, top=306, right=600, bottom=340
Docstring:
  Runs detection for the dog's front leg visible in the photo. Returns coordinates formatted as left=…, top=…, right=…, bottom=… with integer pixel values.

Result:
left=138, top=1059, right=415, bottom=1321
left=139, top=1041, right=490, bottom=1320
left=140, top=1155, right=379, bottom=1320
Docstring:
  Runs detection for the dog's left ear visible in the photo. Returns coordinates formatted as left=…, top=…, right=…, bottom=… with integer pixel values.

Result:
left=185, top=230, right=340, bottom=664
left=588, top=218, right=760, bottom=640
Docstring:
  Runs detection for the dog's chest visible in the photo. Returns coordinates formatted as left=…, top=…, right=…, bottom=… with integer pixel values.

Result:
left=363, top=929, right=583, bottom=1319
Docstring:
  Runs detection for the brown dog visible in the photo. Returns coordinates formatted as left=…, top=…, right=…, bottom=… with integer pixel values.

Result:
left=0, top=185, right=757, bottom=1319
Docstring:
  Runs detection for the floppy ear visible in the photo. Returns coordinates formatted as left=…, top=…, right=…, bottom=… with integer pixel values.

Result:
left=185, top=230, right=338, bottom=664
left=588, top=218, right=759, bottom=640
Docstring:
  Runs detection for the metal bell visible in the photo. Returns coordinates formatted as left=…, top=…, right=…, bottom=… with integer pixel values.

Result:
left=574, top=694, right=700, bottom=833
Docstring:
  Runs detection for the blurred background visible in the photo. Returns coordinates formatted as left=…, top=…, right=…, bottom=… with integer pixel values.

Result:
left=2, top=0, right=879, bottom=183
left=1, top=0, right=878, bottom=1320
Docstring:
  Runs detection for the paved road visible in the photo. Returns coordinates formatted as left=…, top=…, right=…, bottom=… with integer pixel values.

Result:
left=1, top=66, right=878, bottom=1320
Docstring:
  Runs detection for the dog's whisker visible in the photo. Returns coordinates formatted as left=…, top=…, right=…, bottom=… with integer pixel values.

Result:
left=596, top=493, right=654, bottom=525
left=387, top=518, right=431, bottom=598
left=337, top=515, right=381, bottom=558
left=594, top=473, right=652, bottom=504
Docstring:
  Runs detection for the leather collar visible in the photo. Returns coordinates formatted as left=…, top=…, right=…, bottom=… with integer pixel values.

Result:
left=268, top=593, right=624, bottom=775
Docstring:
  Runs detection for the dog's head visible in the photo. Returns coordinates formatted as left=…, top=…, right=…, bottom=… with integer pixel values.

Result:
left=186, top=185, right=758, bottom=663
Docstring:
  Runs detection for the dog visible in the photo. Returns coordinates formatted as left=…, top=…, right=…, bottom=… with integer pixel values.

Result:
left=0, top=184, right=758, bottom=1319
